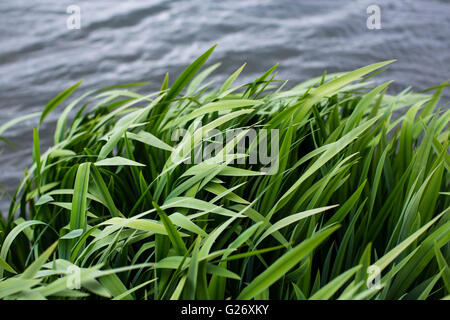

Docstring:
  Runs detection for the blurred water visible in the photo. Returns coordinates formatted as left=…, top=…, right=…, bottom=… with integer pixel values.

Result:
left=0, top=0, right=449, bottom=214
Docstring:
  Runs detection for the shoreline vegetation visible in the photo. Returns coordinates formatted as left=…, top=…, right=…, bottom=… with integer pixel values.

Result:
left=0, top=46, right=448, bottom=300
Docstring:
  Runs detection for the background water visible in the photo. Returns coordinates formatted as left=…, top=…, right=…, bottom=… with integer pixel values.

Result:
left=0, top=0, right=449, bottom=214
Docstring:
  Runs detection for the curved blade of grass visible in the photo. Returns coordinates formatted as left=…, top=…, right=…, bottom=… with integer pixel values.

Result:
left=237, top=225, right=339, bottom=300
left=294, top=60, right=395, bottom=122
left=155, top=44, right=217, bottom=128
left=0, top=257, right=16, bottom=274
left=433, top=242, right=450, bottom=293
left=0, top=112, right=40, bottom=137
left=256, top=205, right=338, bottom=247
left=20, top=242, right=58, bottom=279
left=90, top=166, right=123, bottom=218
left=40, top=81, right=82, bottom=126
left=309, top=265, right=361, bottom=300
left=153, top=202, right=187, bottom=256
left=374, top=209, right=448, bottom=272
left=70, top=163, right=91, bottom=231
left=0, top=220, right=46, bottom=278
left=95, top=157, right=145, bottom=167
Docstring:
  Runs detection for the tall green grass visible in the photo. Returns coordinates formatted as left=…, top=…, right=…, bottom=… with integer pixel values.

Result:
left=0, top=46, right=448, bottom=300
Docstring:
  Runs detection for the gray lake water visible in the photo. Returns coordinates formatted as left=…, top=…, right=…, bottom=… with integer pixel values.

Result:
left=0, top=0, right=449, bottom=214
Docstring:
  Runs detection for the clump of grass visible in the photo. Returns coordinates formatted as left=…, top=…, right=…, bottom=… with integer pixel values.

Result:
left=0, top=46, right=448, bottom=300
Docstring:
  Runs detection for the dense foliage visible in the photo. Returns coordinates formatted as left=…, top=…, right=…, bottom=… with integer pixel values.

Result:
left=0, top=46, right=448, bottom=300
